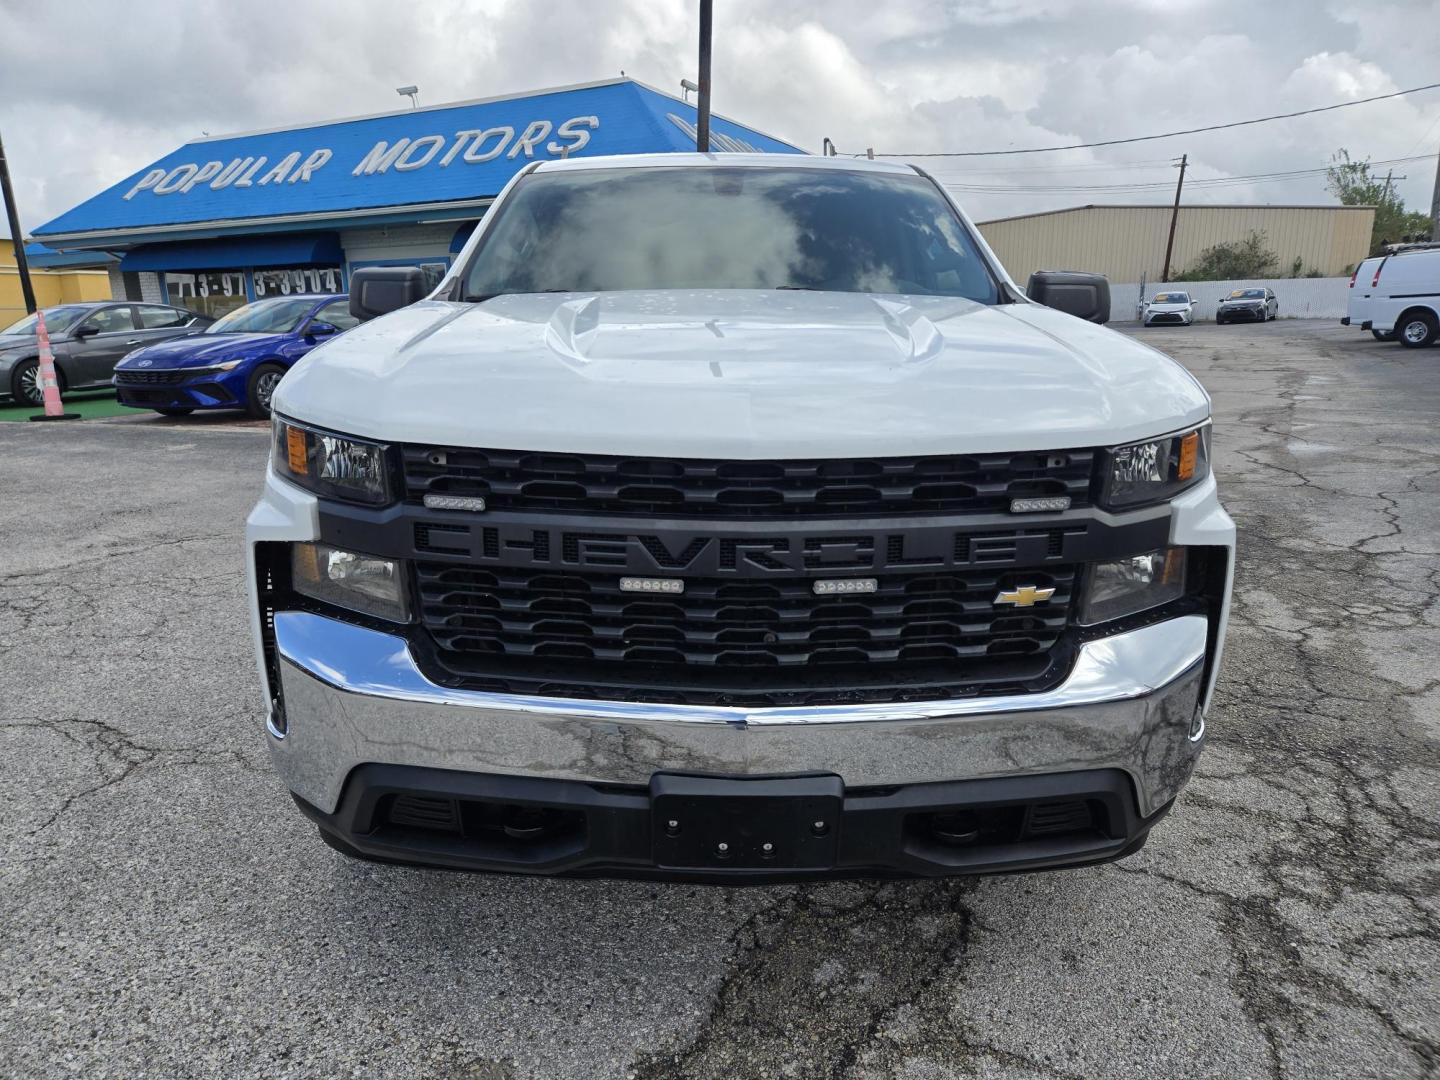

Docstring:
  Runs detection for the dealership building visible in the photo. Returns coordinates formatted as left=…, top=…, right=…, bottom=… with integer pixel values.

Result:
left=31, top=79, right=804, bottom=320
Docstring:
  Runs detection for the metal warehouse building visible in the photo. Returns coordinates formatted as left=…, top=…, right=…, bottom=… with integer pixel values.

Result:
left=976, top=203, right=1375, bottom=284
left=30, top=79, right=802, bottom=320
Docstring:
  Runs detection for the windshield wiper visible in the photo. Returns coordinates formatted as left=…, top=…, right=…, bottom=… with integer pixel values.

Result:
left=467, top=288, right=576, bottom=302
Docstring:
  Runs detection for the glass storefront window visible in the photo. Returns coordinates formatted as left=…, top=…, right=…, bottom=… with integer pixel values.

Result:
left=253, top=266, right=342, bottom=298
left=165, top=272, right=249, bottom=320
left=165, top=266, right=343, bottom=319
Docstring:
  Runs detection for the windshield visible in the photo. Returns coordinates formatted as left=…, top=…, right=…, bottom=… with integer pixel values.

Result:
left=1229, top=289, right=1265, bottom=299
left=0, top=305, right=93, bottom=337
left=462, top=166, right=999, bottom=303
left=205, top=297, right=317, bottom=335
left=1152, top=293, right=1189, bottom=303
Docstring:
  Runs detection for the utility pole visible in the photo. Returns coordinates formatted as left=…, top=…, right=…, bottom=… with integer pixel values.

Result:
left=0, top=130, right=38, bottom=315
left=695, top=0, right=713, bottom=153
left=1380, top=169, right=1395, bottom=246
left=1161, top=153, right=1187, bottom=283
left=1430, top=145, right=1439, bottom=241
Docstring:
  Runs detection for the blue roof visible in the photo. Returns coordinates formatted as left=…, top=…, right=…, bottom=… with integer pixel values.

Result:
left=23, top=241, right=115, bottom=268
left=35, top=79, right=805, bottom=245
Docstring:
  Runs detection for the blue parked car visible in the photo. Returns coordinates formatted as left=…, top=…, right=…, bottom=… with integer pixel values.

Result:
left=113, top=294, right=356, bottom=418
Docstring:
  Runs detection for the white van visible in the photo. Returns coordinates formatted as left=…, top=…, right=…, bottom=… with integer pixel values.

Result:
left=1344, top=257, right=1386, bottom=339
left=1344, top=248, right=1440, bottom=347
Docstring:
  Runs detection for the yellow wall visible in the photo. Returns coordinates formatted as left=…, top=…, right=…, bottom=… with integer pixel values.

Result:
left=977, top=205, right=1376, bottom=284
left=1, top=238, right=114, bottom=327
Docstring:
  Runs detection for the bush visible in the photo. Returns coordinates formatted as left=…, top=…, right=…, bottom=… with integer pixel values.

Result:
left=1175, top=230, right=1279, bottom=281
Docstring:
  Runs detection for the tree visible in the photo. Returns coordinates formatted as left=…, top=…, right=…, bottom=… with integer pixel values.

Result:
left=1174, top=230, right=1278, bottom=281
left=1325, top=149, right=1432, bottom=254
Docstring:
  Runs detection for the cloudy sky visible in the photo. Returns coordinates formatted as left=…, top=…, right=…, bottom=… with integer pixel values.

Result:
left=2, top=0, right=1437, bottom=230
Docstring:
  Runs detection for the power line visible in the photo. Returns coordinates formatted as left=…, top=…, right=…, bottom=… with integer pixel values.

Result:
left=1403, top=111, right=1440, bottom=158
left=847, top=80, right=1440, bottom=157
left=925, top=157, right=1187, bottom=176
left=931, top=154, right=1405, bottom=178
left=937, top=153, right=1435, bottom=194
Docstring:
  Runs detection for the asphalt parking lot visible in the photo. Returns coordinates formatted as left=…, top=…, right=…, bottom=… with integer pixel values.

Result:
left=2, top=319, right=1436, bottom=1079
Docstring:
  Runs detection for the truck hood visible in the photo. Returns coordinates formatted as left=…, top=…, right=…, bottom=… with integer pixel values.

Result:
left=275, top=290, right=1211, bottom=457
left=117, top=332, right=280, bottom=369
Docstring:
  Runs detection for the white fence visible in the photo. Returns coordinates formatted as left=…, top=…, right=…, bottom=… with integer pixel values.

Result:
left=1112, top=277, right=1350, bottom=321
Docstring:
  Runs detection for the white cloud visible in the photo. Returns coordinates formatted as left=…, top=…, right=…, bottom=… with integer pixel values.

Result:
left=0, top=0, right=1435, bottom=232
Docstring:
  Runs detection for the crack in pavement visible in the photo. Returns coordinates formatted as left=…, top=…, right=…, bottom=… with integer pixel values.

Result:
left=628, top=880, right=1075, bottom=1080
left=2, top=715, right=262, bottom=840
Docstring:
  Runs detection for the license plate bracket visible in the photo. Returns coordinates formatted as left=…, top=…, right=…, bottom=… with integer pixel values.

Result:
left=650, top=774, right=843, bottom=870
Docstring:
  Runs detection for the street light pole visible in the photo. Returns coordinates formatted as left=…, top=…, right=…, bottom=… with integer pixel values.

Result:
left=695, top=0, right=713, bottom=153
left=1161, top=153, right=1187, bottom=283
left=0, top=130, right=38, bottom=315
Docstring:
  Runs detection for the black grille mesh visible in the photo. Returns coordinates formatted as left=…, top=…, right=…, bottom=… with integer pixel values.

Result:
left=402, top=446, right=1095, bottom=519
left=417, top=562, right=1075, bottom=671
left=114, top=370, right=193, bottom=385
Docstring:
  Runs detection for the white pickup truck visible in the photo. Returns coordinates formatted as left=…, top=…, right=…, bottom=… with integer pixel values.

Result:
left=247, top=153, right=1234, bottom=881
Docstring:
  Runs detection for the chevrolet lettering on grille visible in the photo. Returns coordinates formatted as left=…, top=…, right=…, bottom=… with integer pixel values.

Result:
left=411, top=521, right=1093, bottom=577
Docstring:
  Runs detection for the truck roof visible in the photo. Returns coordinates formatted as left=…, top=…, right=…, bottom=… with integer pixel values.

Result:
left=532, top=152, right=918, bottom=176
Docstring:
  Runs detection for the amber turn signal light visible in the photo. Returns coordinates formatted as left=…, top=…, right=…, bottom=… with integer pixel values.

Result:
left=1177, top=430, right=1200, bottom=481
left=285, top=424, right=309, bottom=475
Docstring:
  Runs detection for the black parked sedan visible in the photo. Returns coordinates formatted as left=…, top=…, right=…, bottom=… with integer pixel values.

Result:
left=0, top=301, right=212, bottom=405
left=1215, top=287, right=1278, bottom=324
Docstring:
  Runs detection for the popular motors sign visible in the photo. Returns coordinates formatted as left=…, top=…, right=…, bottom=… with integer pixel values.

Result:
left=123, top=115, right=600, bottom=200
left=122, top=113, right=768, bottom=201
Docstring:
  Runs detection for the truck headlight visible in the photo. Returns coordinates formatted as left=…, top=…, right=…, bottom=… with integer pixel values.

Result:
left=273, top=416, right=391, bottom=505
left=292, top=542, right=409, bottom=622
left=1080, top=547, right=1187, bottom=625
left=1098, top=424, right=1209, bottom=509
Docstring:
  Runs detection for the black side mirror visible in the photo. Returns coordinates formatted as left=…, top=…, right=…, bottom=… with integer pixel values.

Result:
left=306, top=321, right=340, bottom=338
left=348, top=266, right=432, bottom=322
left=72, top=324, right=99, bottom=339
left=1026, top=270, right=1111, bottom=324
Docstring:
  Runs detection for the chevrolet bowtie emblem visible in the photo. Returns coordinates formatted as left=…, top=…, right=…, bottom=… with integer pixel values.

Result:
left=995, top=584, right=1056, bottom=607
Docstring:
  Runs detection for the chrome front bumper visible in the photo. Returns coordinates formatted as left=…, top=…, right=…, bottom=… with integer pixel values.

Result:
left=269, top=611, right=1209, bottom=819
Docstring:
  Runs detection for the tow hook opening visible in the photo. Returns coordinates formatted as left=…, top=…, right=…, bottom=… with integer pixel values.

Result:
left=906, top=798, right=1109, bottom=854
left=928, top=811, right=982, bottom=846
left=380, top=793, right=587, bottom=854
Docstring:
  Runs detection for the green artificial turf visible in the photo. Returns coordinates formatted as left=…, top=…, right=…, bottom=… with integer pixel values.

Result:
left=0, top=390, right=136, bottom=422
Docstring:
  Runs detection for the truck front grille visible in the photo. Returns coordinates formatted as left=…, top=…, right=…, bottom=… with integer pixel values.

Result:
left=401, top=446, right=1095, bottom=519
left=413, top=561, right=1077, bottom=706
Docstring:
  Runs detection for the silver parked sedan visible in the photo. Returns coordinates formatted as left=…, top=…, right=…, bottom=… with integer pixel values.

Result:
left=1142, top=291, right=1195, bottom=326
left=0, top=301, right=212, bottom=405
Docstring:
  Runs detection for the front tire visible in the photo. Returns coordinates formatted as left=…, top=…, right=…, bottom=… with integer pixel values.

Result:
left=1397, top=311, right=1438, bottom=349
left=245, top=362, right=286, bottom=419
left=9, top=357, right=65, bottom=407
